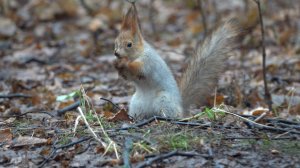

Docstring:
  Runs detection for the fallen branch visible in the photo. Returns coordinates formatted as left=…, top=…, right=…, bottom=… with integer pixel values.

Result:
left=213, top=108, right=300, bottom=135
left=7, top=111, right=55, bottom=118
left=100, top=97, right=121, bottom=110
left=240, top=115, right=300, bottom=126
left=0, top=93, right=32, bottom=99
left=254, top=111, right=268, bottom=122
left=253, top=0, right=272, bottom=110
left=223, top=136, right=297, bottom=140
left=113, top=116, right=210, bottom=131
left=57, top=100, right=80, bottom=116
left=38, top=137, right=92, bottom=167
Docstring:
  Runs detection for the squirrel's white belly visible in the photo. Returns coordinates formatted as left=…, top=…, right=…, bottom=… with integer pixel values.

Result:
left=128, top=88, right=183, bottom=119
left=128, top=89, right=157, bottom=119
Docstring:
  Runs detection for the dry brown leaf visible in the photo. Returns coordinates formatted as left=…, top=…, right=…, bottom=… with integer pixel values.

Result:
left=103, top=111, right=115, bottom=118
left=58, top=100, right=75, bottom=109
left=40, top=147, right=51, bottom=156
left=0, top=128, right=13, bottom=145
left=250, top=107, right=269, bottom=116
left=167, top=37, right=182, bottom=47
left=130, top=154, right=145, bottom=163
left=289, top=104, right=300, bottom=115
left=95, top=145, right=105, bottom=154
left=108, top=109, right=131, bottom=122
left=207, top=94, right=225, bottom=106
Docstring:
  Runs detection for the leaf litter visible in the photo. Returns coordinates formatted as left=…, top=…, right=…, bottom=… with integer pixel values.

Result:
left=0, top=0, right=299, bottom=167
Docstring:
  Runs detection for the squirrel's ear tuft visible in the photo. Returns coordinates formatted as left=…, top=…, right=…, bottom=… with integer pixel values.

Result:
left=121, top=4, right=143, bottom=41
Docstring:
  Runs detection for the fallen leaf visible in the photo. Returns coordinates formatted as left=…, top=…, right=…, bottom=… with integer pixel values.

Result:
left=0, top=128, right=13, bottom=145
left=271, top=149, right=280, bottom=155
left=12, top=136, right=48, bottom=147
left=103, top=111, right=115, bottom=118
left=207, top=94, right=225, bottom=106
left=250, top=107, right=269, bottom=116
left=108, top=109, right=131, bottom=122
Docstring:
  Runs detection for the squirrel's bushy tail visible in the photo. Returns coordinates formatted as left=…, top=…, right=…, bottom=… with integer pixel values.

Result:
left=180, top=20, right=240, bottom=114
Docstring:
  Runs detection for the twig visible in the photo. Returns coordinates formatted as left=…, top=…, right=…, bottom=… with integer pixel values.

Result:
left=253, top=0, right=272, bottom=111
left=254, top=111, right=268, bottom=122
left=114, top=116, right=174, bottom=131
left=76, top=138, right=92, bottom=155
left=77, top=106, right=107, bottom=147
left=100, top=97, right=121, bottom=110
left=79, top=86, right=119, bottom=159
left=38, top=137, right=92, bottom=167
left=54, top=137, right=92, bottom=150
left=76, top=140, right=92, bottom=155
left=136, top=150, right=211, bottom=168
left=274, top=123, right=300, bottom=130
left=0, top=93, right=32, bottom=99
left=223, top=136, right=297, bottom=140
left=170, top=121, right=210, bottom=127
left=38, top=148, right=57, bottom=168
left=57, top=100, right=80, bottom=116
left=5, top=111, right=55, bottom=118
left=213, top=108, right=300, bottom=135
left=123, top=138, right=133, bottom=168
left=111, top=116, right=211, bottom=131
left=240, top=114, right=300, bottom=125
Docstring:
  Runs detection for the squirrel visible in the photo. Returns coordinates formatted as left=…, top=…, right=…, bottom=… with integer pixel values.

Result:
left=113, top=3, right=239, bottom=120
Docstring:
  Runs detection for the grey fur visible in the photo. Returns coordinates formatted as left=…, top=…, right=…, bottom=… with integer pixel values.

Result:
left=180, top=20, right=239, bottom=116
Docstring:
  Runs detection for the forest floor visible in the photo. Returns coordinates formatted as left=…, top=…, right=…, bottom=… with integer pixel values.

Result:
left=0, top=0, right=299, bottom=167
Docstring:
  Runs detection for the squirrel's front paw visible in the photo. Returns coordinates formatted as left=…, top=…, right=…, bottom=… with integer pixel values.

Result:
left=113, top=58, right=129, bottom=70
left=113, top=58, right=130, bottom=79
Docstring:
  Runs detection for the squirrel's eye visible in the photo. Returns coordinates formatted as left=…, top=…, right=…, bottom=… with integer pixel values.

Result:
left=127, top=42, right=132, bottom=48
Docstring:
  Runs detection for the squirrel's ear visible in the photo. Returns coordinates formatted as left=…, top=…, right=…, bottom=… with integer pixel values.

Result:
left=121, top=4, right=143, bottom=41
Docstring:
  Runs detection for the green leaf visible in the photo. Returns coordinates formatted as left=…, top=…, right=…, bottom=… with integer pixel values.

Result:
left=205, top=108, right=215, bottom=120
left=56, top=91, right=79, bottom=102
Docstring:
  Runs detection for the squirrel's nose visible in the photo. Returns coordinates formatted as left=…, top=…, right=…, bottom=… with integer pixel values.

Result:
left=114, top=50, right=120, bottom=58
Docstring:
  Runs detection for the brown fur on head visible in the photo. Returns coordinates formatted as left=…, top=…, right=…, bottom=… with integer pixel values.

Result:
left=114, top=4, right=144, bottom=60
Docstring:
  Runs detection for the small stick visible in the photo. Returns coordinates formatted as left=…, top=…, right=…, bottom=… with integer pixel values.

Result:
left=5, top=111, right=55, bottom=118
left=54, top=136, right=92, bottom=149
left=0, top=93, right=32, bottom=99
left=114, top=116, right=174, bottom=131
left=254, top=111, right=268, bottom=122
left=38, top=137, right=92, bottom=167
left=57, top=100, right=80, bottom=116
left=223, top=136, right=297, bottom=140
left=213, top=108, right=300, bottom=135
left=77, top=106, right=107, bottom=147
left=100, top=97, right=121, bottom=110
left=112, top=116, right=210, bottom=131
left=253, top=0, right=273, bottom=111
